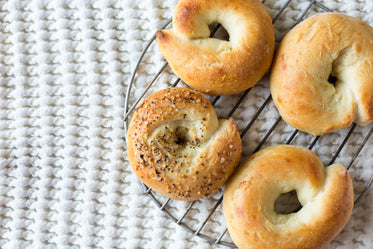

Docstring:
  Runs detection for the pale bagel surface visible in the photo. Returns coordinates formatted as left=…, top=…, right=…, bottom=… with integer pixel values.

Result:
left=223, top=145, right=354, bottom=249
left=270, top=13, right=373, bottom=135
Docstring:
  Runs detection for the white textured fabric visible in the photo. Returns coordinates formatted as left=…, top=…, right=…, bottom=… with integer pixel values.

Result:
left=0, top=0, right=372, bottom=248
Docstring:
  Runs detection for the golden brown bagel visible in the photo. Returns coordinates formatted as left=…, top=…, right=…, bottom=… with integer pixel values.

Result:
left=127, top=87, right=242, bottom=201
left=223, top=145, right=354, bottom=249
left=156, top=0, right=275, bottom=95
left=270, top=13, right=373, bottom=136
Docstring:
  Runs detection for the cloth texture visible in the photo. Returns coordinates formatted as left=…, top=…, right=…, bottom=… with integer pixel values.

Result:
left=0, top=0, right=372, bottom=248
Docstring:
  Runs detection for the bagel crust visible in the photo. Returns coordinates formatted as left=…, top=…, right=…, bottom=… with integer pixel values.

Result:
left=270, top=13, right=373, bottom=135
left=127, top=87, right=242, bottom=201
left=223, top=145, right=354, bottom=249
left=156, top=0, right=275, bottom=95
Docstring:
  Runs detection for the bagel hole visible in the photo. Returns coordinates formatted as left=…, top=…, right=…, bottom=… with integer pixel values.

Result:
left=175, top=127, right=189, bottom=146
left=209, top=22, right=230, bottom=41
left=274, top=190, right=303, bottom=214
left=328, top=74, right=338, bottom=86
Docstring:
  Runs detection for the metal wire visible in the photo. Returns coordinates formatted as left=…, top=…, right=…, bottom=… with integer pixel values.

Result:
left=125, top=0, right=372, bottom=247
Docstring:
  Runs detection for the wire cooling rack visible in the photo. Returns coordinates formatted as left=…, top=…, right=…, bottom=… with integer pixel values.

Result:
left=124, top=0, right=373, bottom=247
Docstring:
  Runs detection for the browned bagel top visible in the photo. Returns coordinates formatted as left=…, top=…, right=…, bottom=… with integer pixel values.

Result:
left=156, top=0, right=275, bottom=95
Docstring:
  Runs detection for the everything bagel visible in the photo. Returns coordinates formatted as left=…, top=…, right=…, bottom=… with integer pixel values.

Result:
left=223, top=145, right=354, bottom=249
left=127, top=87, right=242, bottom=201
left=156, top=0, right=275, bottom=95
left=270, top=13, right=373, bottom=135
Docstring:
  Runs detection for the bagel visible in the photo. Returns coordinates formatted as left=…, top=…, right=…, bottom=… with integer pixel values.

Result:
left=270, top=13, right=373, bottom=136
left=126, top=87, right=242, bottom=201
left=156, top=0, right=275, bottom=96
left=223, top=145, right=354, bottom=249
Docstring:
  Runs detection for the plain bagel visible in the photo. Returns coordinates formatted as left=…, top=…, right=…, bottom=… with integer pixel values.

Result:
left=156, top=0, right=275, bottom=95
left=270, top=13, right=373, bottom=136
left=223, top=145, right=354, bottom=249
left=127, top=87, right=242, bottom=201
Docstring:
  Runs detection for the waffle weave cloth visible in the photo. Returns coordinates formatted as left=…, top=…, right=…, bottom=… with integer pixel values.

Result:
left=0, top=0, right=372, bottom=248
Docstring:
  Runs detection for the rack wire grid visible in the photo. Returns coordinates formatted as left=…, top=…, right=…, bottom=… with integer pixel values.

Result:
left=124, top=0, right=373, bottom=247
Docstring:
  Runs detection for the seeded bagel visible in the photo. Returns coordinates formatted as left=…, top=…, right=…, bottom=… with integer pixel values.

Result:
left=127, top=87, right=242, bottom=200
